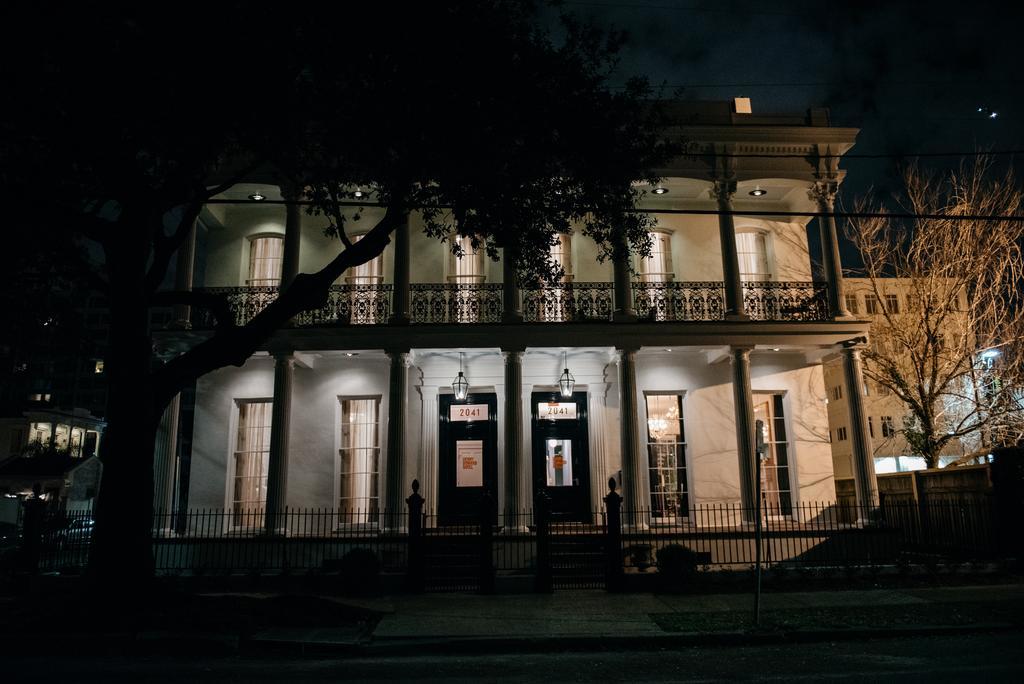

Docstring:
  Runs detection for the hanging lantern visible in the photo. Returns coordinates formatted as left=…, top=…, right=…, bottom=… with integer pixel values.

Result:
left=452, top=353, right=469, bottom=401
left=558, top=351, right=575, bottom=398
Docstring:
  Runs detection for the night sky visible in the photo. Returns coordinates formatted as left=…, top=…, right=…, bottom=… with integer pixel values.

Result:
left=548, top=0, right=1022, bottom=201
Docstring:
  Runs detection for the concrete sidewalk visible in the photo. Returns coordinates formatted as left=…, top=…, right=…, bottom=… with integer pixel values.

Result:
left=246, top=583, right=1024, bottom=655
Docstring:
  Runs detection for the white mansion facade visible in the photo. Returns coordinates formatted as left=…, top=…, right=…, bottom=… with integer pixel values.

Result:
left=153, top=101, right=879, bottom=529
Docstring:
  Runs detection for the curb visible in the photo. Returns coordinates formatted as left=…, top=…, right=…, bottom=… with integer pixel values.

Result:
left=241, top=621, right=1021, bottom=657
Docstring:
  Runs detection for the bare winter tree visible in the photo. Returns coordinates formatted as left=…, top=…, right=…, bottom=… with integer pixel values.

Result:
left=845, top=158, right=1024, bottom=469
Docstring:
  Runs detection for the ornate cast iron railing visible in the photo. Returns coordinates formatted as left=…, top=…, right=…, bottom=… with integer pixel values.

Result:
left=295, top=283, right=393, bottom=326
left=409, top=283, right=503, bottom=324
left=189, top=284, right=393, bottom=328
left=521, top=282, right=614, bottom=322
left=743, top=281, right=830, bottom=321
left=633, top=282, right=726, bottom=322
left=633, top=281, right=830, bottom=322
left=187, top=280, right=830, bottom=328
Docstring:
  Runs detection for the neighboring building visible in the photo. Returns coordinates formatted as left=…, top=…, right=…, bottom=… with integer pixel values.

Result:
left=825, top=278, right=966, bottom=477
left=154, top=100, right=880, bottom=528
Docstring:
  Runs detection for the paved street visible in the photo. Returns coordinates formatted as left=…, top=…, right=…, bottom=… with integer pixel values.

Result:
left=5, top=631, right=1023, bottom=682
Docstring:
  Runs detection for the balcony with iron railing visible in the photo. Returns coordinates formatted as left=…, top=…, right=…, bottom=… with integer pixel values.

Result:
left=187, top=280, right=831, bottom=329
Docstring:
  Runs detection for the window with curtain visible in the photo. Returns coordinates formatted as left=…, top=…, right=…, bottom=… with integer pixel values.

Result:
left=347, top=234, right=384, bottom=284
left=448, top=234, right=486, bottom=283
left=231, top=400, right=272, bottom=527
left=735, top=231, right=771, bottom=281
left=338, top=397, right=381, bottom=521
left=638, top=231, right=673, bottom=282
left=645, top=394, right=689, bottom=519
left=248, top=235, right=284, bottom=286
left=549, top=233, right=573, bottom=281
left=753, top=394, right=793, bottom=516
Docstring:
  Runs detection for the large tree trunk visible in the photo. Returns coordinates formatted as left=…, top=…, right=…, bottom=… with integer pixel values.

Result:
left=88, top=226, right=161, bottom=591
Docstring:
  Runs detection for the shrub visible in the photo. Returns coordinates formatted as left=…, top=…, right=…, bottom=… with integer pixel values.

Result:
left=656, top=544, right=700, bottom=589
left=339, top=548, right=380, bottom=593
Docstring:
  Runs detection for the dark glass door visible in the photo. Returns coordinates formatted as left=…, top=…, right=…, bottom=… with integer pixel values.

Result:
left=531, top=391, right=591, bottom=521
left=438, top=392, right=498, bottom=525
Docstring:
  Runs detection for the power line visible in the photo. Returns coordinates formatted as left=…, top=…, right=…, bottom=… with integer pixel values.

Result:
left=561, top=1, right=806, bottom=17
left=609, top=80, right=1022, bottom=90
left=204, top=198, right=1024, bottom=222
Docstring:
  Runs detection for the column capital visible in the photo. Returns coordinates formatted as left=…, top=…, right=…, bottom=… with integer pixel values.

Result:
left=711, top=178, right=737, bottom=204
left=730, top=345, right=754, bottom=359
left=271, top=350, right=296, bottom=365
left=279, top=180, right=304, bottom=202
left=808, top=179, right=840, bottom=209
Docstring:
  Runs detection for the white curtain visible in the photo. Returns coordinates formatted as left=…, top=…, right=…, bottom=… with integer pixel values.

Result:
left=248, top=236, right=284, bottom=285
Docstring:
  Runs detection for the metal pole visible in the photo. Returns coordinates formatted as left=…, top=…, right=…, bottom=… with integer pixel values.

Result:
left=754, top=418, right=765, bottom=627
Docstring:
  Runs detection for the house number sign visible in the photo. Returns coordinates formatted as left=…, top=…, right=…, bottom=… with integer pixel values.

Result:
left=450, top=404, right=489, bottom=422
left=538, top=402, right=577, bottom=420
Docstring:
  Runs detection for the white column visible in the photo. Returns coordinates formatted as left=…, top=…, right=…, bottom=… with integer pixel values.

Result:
left=617, top=348, right=643, bottom=516
left=612, top=239, right=636, bottom=322
left=391, top=216, right=411, bottom=324
left=172, top=217, right=197, bottom=328
left=385, top=351, right=409, bottom=525
left=730, top=346, right=757, bottom=519
left=713, top=178, right=746, bottom=319
left=809, top=180, right=851, bottom=318
left=503, top=350, right=524, bottom=517
left=152, top=395, right=180, bottom=519
left=587, top=383, right=610, bottom=512
left=280, top=183, right=302, bottom=289
left=502, top=253, right=523, bottom=323
left=418, top=387, right=439, bottom=516
left=264, top=353, right=294, bottom=534
left=841, top=344, right=879, bottom=513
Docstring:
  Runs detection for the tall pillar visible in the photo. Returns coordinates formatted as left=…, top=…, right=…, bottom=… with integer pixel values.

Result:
left=841, top=344, right=879, bottom=514
left=503, top=350, right=524, bottom=517
left=172, top=217, right=197, bottom=328
left=385, top=350, right=409, bottom=527
left=390, top=215, right=411, bottom=324
left=612, top=241, right=635, bottom=322
left=280, top=183, right=302, bottom=289
left=617, top=348, right=642, bottom=516
left=264, top=353, right=294, bottom=534
left=502, top=251, right=523, bottom=323
left=153, top=395, right=181, bottom=519
left=809, top=180, right=850, bottom=318
left=730, top=346, right=757, bottom=519
left=713, top=178, right=746, bottom=319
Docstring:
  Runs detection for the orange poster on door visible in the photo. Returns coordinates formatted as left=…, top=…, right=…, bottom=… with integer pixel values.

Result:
left=456, top=440, right=484, bottom=487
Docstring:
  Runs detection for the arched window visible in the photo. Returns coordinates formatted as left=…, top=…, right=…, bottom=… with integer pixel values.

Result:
left=448, top=234, right=487, bottom=283
left=735, top=230, right=771, bottom=281
left=638, top=231, right=673, bottom=283
left=346, top=234, right=384, bottom=285
left=247, top=235, right=284, bottom=286
left=737, top=231, right=770, bottom=282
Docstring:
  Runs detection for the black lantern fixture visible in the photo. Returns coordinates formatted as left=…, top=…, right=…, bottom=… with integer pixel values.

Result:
left=452, top=353, right=469, bottom=402
left=558, top=351, right=575, bottom=398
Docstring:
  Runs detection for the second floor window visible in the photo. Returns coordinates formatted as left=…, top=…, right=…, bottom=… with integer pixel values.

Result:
left=248, top=235, right=284, bottom=286
left=549, top=233, right=573, bottom=282
left=736, top=231, right=771, bottom=281
left=347, top=234, right=384, bottom=284
left=881, top=415, right=896, bottom=438
left=844, top=293, right=859, bottom=314
left=885, top=293, right=900, bottom=313
left=639, top=231, right=672, bottom=282
left=449, top=234, right=486, bottom=283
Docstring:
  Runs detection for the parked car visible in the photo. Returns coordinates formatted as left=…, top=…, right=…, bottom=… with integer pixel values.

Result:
left=54, top=517, right=94, bottom=549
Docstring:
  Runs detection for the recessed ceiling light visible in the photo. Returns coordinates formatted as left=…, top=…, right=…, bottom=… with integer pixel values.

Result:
left=652, top=186, right=669, bottom=195
left=664, top=348, right=673, bottom=352
left=353, top=189, right=364, bottom=198
left=345, top=352, right=358, bottom=357
left=772, top=347, right=780, bottom=352
left=248, top=192, right=265, bottom=201
left=749, top=187, right=767, bottom=197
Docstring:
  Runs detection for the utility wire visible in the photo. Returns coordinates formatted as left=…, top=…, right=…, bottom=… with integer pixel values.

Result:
left=204, top=198, right=1024, bottom=222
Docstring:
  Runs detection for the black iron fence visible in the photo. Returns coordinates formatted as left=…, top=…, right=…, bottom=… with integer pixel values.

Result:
left=185, top=281, right=832, bottom=329
left=13, top=491, right=1002, bottom=591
